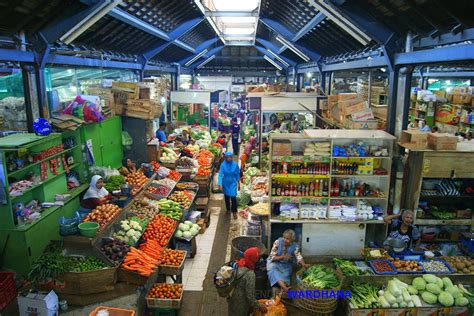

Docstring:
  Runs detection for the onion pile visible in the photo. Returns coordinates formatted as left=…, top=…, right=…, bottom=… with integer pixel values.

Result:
left=83, top=204, right=121, bottom=231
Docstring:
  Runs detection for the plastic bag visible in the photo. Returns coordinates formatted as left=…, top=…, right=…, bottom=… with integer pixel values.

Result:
left=254, top=296, right=287, bottom=316
left=63, top=96, right=104, bottom=122
left=59, top=211, right=81, bottom=236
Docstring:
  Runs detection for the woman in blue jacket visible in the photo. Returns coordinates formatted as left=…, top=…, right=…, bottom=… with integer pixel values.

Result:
left=218, top=151, right=240, bottom=219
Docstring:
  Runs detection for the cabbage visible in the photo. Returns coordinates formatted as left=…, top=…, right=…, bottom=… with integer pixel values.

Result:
left=423, top=274, right=437, bottom=284
left=192, top=224, right=200, bottom=230
left=435, top=277, right=444, bottom=290
left=438, top=291, right=454, bottom=307
left=179, top=223, right=190, bottom=231
left=442, top=277, right=453, bottom=289
left=407, top=286, right=418, bottom=295
left=421, top=291, right=438, bottom=304
left=455, top=297, right=469, bottom=306
left=412, top=277, right=426, bottom=291
left=184, top=220, right=193, bottom=226
left=190, top=228, right=199, bottom=236
left=175, top=230, right=183, bottom=238
left=182, top=231, right=192, bottom=238
left=426, top=283, right=442, bottom=295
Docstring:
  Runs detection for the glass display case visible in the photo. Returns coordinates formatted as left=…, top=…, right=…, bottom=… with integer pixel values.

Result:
left=0, top=72, right=27, bottom=131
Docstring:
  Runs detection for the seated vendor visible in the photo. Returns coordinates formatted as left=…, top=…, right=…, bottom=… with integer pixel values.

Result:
left=155, top=125, right=167, bottom=142
left=181, top=130, right=190, bottom=145
left=267, top=229, right=309, bottom=294
left=383, top=210, right=421, bottom=249
left=80, top=175, right=112, bottom=209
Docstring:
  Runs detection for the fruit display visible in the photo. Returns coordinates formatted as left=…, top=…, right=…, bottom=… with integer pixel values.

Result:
left=70, top=256, right=108, bottom=272
left=147, top=283, right=183, bottom=300
left=169, top=190, right=194, bottom=209
left=142, top=214, right=177, bottom=246
left=441, top=256, right=474, bottom=274
left=156, top=248, right=186, bottom=267
left=125, top=171, right=148, bottom=187
left=157, top=199, right=183, bottom=220
left=121, top=247, right=159, bottom=276
left=83, top=204, right=121, bottom=231
left=104, top=175, right=126, bottom=192
left=100, top=239, right=130, bottom=265
left=390, top=259, right=424, bottom=272
left=129, top=199, right=159, bottom=218
left=113, top=219, right=144, bottom=245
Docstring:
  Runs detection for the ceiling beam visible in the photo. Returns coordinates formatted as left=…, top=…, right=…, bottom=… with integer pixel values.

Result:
left=255, top=38, right=296, bottom=66
left=143, top=18, right=203, bottom=60
left=193, top=0, right=225, bottom=45
left=394, top=43, right=474, bottom=65
left=254, top=45, right=285, bottom=70
left=109, top=7, right=169, bottom=40
left=190, top=45, right=225, bottom=70
left=215, top=56, right=264, bottom=61
left=414, top=28, right=474, bottom=48
left=178, top=37, right=220, bottom=65
left=204, top=11, right=258, bottom=17
left=321, top=56, right=387, bottom=72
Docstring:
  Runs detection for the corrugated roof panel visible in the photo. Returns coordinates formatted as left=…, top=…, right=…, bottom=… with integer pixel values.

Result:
left=260, top=0, right=318, bottom=34
left=75, top=15, right=167, bottom=55
left=178, top=20, right=217, bottom=48
left=152, top=44, right=193, bottom=62
left=119, top=0, right=202, bottom=33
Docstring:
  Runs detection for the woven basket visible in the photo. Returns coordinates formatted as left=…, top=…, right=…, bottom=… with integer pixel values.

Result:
left=294, top=267, right=343, bottom=314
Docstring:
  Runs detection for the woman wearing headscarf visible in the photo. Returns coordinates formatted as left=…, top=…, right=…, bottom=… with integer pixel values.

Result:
left=218, top=151, right=241, bottom=219
left=384, top=210, right=421, bottom=249
left=80, top=175, right=112, bottom=209
left=267, top=229, right=309, bottom=294
left=227, top=247, right=267, bottom=316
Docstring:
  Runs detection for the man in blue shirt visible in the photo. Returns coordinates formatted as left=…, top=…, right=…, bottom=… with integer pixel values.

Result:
left=155, top=125, right=167, bottom=142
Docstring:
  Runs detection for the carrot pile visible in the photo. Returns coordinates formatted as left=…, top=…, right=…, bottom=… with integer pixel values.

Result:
left=121, top=247, right=158, bottom=276
left=197, top=149, right=214, bottom=159
left=142, top=214, right=177, bottom=246
left=139, top=240, right=163, bottom=260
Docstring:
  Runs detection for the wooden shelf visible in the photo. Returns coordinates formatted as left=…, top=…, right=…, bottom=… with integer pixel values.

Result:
left=415, top=219, right=473, bottom=225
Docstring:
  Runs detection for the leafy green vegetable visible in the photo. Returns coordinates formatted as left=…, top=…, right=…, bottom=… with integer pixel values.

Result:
left=438, top=291, right=454, bottom=307
left=333, top=258, right=363, bottom=276
left=302, top=265, right=340, bottom=289
left=349, top=282, right=380, bottom=309
left=104, top=175, right=125, bottom=191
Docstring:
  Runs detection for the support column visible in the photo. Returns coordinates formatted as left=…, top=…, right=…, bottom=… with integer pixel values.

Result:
left=21, top=66, right=39, bottom=132
left=367, top=70, right=372, bottom=106
left=320, top=71, right=327, bottom=95
left=386, top=67, right=400, bottom=135
left=34, top=67, right=48, bottom=118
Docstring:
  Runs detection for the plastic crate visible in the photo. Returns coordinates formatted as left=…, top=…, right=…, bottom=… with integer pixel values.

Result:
left=0, top=272, right=17, bottom=311
left=368, top=260, right=397, bottom=275
left=89, top=306, right=135, bottom=316
left=146, top=284, right=183, bottom=309
left=419, top=260, right=454, bottom=274
left=393, top=260, right=426, bottom=274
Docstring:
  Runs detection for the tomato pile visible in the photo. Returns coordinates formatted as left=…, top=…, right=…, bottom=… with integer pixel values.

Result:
left=141, top=214, right=177, bottom=246
left=126, top=171, right=149, bottom=187
left=150, top=161, right=160, bottom=172
left=157, top=248, right=186, bottom=267
left=147, top=283, right=183, bottom=300
left=167, top=170, right=182, bottom=181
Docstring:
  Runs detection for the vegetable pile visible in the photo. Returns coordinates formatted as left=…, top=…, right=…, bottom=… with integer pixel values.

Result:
left=157, top=199, right=183, bottom=220
left=390, top=259, right=424, bottom=272
left=362, top=248, right=390, bottom=261
left=121, top=247, right=158, bottom=276
left=378, top=278, right=422, bottom=308
left=196, top=167, right=211, bottom=177
left=441, top=256, right=474, bottom=274
left=129, top=199, right=159, bottom=219
left=104, top=175, right=125, bottom=192
left=142, top=214, right=177, bottom=246
left=176, top=157, right=197, bottom=169
left=70, top=256, right=107, bottom=272
left=169, top=191, right=194, bottom=209
left=175, top=221, right=200, bottom=239
left=125, top=171, right=148, bottom=187
left=349, top=282, right=380, bottom=309
left=333, top=258, right=363, bottom=276
left=156, top=248, right=186, bottom=267
left=147, top=283, right=183, bottom=300
left=176, top=182, right=198, bottom=191
left=138, top=240, right=163, bottom=261
left=413, top=274, right=470, bottom=307
left=420, top=260, right=451, bottom=273
left=167, top=170, right=182, bottom=181
left=301, top=265, right=340, bottom=289
left=147, top=185, right=171, bottom=197
left=100, top=239, right=130, bottom=265
left=160, top=147, right=179, bottom=163
left=113, top=219, right=144, bottom=245
left=83, top=204, right=121, bottom=231
left=370, top=260, right=396, bottom=274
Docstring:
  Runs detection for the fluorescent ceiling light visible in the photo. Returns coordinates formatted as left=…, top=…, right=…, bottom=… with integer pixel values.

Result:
left=220, top=17, right=256, bottom=23
left=267, top=49, right=289, bottom=67
left=213, top=0, right=259, bottom=11
left=197, top=55, right=216, bottom=69
left=275, top=36, right=310, bottom=62
left=224, top=27, right=255, bottom=35
left=264, top=55, right=282, bottom=71
left=185, top=49, right=208, bottom=67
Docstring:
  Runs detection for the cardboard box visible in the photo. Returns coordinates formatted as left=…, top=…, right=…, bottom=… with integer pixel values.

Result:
left=345, top=118, right=378, bottom=130
left=400, top=130, right=428, bottom=149
left=351, top=108, right=374, bottom=121
left=272, top=141, right=292, bottom=156
left=18, top=290, right=59, bottom=316
left=337, top=93, right=359, bottom=101
left=427, top=133, right=458, bottom=150
left=328, top=95, right=338, bottom=107
left=341, top=100, right=368, bottom=116
left=453, top=86, right=469, bottom=94
left=372, top=105, right=388, bottom=119
left=452, top=93, right=472, bottom=104
left=320, top=99, right=329, bottom=110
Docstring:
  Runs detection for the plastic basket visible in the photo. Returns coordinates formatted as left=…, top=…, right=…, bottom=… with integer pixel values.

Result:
left=368, top=260, right=397, bottom=275
left=0, top=272, right=17, bottom=311
left=393, top=260, right=426, bottom=274
left=89, top=306, right=135, bottom=316
left=145, top=284, right=183, bottom=309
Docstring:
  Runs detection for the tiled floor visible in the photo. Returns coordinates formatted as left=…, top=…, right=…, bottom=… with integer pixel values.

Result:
left=182, top=206, right=219, bottom=291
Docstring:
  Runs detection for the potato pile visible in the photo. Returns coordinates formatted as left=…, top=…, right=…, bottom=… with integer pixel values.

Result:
left=442, top=256, right=474, bottom=274
left=129, top=199, right=159, bottom=219
left=389, top=258, right=423, bottom=272
left=83, top=204, right=121, bottom=231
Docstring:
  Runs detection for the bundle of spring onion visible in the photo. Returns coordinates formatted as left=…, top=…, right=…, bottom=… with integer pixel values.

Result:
left=333, top=258, right=363, bottom=276
left=349, top=282, right=381, bottom=309
left=302, top=265, right=340, bottom=289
